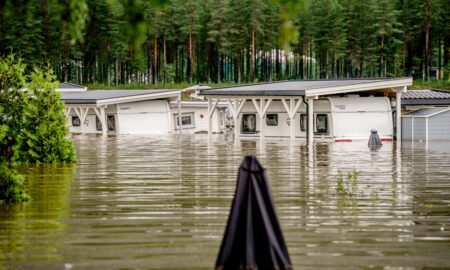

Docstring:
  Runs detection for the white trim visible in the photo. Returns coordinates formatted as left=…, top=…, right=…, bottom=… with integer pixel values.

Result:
left=402, top=108, right=450, bottom=118
left=304, top=79, right=412, bottom=97
left=96, top=91, right=182, bottom=106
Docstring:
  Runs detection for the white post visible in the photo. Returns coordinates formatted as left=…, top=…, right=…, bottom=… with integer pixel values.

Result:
left=178, top=94, right=182, bottom=135
left=208, top=98, right=212, bottom=136
left=307, top=97, right=314, bottom=143
left=234, top=102, right=240, bottom=141
left=396, top=90, right=403, bottom=142
left=100, top=107, right=107, bottom=135
left=260, top=99, right=265, bottom=140
left=290, top=98, right=295, bottom=140
left=234, top=99, right=246, bottom=141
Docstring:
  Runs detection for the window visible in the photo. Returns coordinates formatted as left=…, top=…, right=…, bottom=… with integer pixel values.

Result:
left=300, top=114, right=307, bottom=132
left=242, top=114, right=256, bottom=133
left=72, top=116, right=81, bottom=127
left=315, top=114, right=328, bottom=134
left=107, top=115, right=116, bottom=131
left=175, top=113, right=195, bottom=129
left=299, top=113, right=329, bottom=134
left=96, top=116, right=102, bottom=131
left=266, top=114, right=278, bottom=126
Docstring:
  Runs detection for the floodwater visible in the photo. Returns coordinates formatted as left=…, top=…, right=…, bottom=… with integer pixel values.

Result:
left=1, top=135, right=450, bottom=270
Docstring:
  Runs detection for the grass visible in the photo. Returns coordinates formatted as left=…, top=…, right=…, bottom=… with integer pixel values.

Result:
left=86, top=78, right=450, bottom=91
left=86, top=82, right=239, bottom=90
left=410, top=79, right=450, bottom=90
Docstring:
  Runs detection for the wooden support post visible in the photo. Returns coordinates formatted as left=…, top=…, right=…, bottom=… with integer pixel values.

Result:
left=307, top=98, right=314, bottom=143
left=208, top=99, right=219, bottom=136
left=100, top=107, right=107, bottom=135
left=208, top=98, right=212, bottom=136
left=93, top=107, right=107, bottom=135
left=396, top=89, right=403, bottom=142
left=178, top=94, right=182, bottom=134
left=234, top=99, right=246, bottom=140
left=79, top=107, right=89, bottom=134
left=282, top=98, right=302, bottom=140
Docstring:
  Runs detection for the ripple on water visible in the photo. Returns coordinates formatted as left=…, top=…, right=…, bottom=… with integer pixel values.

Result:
left=0, top=135, right=449, bottom=269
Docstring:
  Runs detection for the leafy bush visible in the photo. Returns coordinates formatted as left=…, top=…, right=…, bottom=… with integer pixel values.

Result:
left=17, top=68, right=76, bottom=163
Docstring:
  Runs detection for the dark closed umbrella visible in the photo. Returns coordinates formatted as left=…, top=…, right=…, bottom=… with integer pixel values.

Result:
left=215, top=155, right=292, bottom=270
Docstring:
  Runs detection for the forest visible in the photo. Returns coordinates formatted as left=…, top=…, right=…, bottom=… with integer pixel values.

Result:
left=1, top=0, right=449, bottom=87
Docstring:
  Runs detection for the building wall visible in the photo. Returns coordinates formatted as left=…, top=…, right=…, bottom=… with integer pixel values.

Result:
left=330, top=97, right=393, bottom=140
left=171, top=106, right=225, bottom=134
left=116, top=100, right=170, bottom=134
left=67, top=105, right=118, bottom=134
left=402, top=117, right=426, bottom=140
left=429, top=111, right=450, bottom=140
left=236, top=97, right=391, bottom=139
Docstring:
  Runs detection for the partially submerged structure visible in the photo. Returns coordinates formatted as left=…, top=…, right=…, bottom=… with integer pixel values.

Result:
left=199, top=78, right=413, bottom=142
left=402, top=108, right=450, bottom=141
left=61, top=90, right=227, bottom=135
left=401, top=90, right=450, bottom=141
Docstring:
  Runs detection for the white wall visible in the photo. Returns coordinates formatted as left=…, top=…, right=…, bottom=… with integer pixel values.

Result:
left=116, top=100, right=170, bottom=134
left=329, top=97, right=393, bottom=140
left=67, top=105, right=118, bottom=134
left=171, top=106, right=225, bottom=134
left=237, top=99, right=331, bottom=138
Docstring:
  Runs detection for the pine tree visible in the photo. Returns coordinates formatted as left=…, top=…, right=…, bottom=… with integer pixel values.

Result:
left=0, top=55, right=29, bottom=203
left=18, top=68, right=76, bottom=163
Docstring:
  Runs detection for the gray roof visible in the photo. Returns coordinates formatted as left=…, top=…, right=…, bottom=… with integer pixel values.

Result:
left=61, top=90, right=174, bottom=104
left=403, top=107, right=449, bottom=117
left=58, top=82, right=85, bottom=89
left=402, top=90, right=450, bottom=105
left=200, top=78, right=409, bottom=96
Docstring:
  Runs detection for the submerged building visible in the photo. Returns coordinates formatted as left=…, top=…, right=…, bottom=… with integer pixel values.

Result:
left=60, top=89, right=227, bottom=135
left=198, top=78, right=413, bottom=142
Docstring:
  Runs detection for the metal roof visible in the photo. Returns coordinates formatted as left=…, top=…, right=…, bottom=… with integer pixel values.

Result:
left=58, top=82, right=85, bottom=89
left=403, top=90, right=450, bottom=99
left=61, top=90, right=177, bottom=104
left=402, top=90, right=450, bottom=105
left=199, top=78, right=412, bottom=97
left=403, top=107, right=450, bottom=118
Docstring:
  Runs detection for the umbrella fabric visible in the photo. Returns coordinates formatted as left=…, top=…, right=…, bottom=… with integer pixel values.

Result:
left=215, top=155, right=292, bottom=270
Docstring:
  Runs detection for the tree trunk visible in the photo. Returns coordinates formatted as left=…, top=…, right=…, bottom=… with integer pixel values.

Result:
left=154, top=36, right=158, bottom=85
left=163, top=33, right=167, bottom=85
left=251, top=28, right=256, bottom=82
left=424, top=0, right=431, bottom=80
left=187, top=32, right=193, bottom=83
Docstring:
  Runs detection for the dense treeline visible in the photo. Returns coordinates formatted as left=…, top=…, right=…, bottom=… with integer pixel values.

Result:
left=1, top=0, right=449, bottom=86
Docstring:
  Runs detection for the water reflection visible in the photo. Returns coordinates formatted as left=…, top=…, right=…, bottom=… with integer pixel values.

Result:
left=0, top=135, right=449, bottom=269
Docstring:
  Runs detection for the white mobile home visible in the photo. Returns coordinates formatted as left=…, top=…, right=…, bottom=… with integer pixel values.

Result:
left=198, top=78, right=413, bottom=142
left=61, top=90, right=226, bottom=135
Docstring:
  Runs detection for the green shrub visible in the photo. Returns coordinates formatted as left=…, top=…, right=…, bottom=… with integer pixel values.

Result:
left=17, top=68, right=76, bottom=163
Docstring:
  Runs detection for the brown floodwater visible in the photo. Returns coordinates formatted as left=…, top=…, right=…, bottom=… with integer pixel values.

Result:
left=1, top=134, right=450, bottom=269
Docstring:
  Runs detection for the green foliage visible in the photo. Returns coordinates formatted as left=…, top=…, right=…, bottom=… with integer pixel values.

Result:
left=411, top=80, right=450, bottom=90
left=336, top=170, right=359, bottom=197
left=0, top=55, right=29, bottom=203
left=1, top=0, right=450, bottom=83
left=0, top=54, right=77, bottom=203
left=0, top=161, right=30, bottom=204
left=17, top=68, right=76, bottom=163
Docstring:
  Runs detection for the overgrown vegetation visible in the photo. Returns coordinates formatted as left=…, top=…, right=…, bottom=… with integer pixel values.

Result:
left=411, top=80, right=450, bottom=90
left=0, top=55, right=75, bottom=204
left=336, top=170, right=359, bottom=197
left=0, top=0, right=449, bottom=86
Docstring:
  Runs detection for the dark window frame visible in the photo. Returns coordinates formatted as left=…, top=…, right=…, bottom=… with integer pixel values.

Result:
left=266, top=113, right=278, bottom=126
left=107, top=115, right=116, bottom=131
left=241, top=113, right=257, bottom=133
left=72, top=116, right=81, bottom=127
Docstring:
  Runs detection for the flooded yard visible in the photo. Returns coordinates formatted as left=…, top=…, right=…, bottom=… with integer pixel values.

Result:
left=1, top=135, right=450, bottom=269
